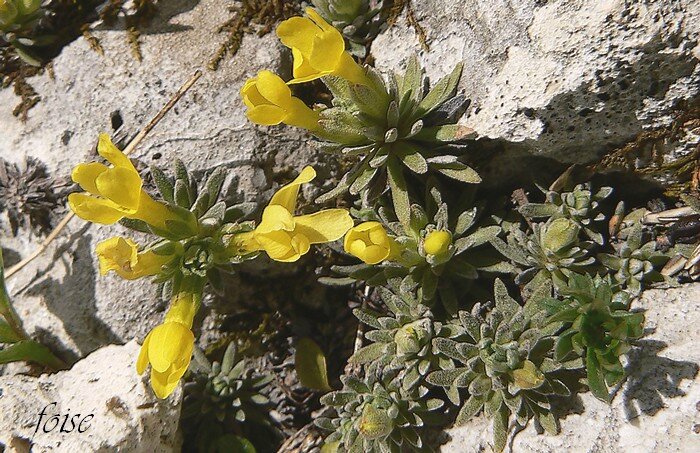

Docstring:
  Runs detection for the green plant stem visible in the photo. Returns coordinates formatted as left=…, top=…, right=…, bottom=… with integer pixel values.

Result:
left=0, top=248, right=29, bottom=341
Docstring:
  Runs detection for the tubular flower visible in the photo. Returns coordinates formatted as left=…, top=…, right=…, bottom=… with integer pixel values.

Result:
left=424, top=230, right=452, bottom=256
left=344, top=221, right=399, bottom=265
left=241, top=70, right=320, bottom=130
left=68, top=133, right=181, bottom=230
left=137, top=291, right=199, bottom=399
left=238, top=166, right=353, bottom=262
left=276, top=8, right=369, bottom=85
left=96, top=237, right=173, bottom=280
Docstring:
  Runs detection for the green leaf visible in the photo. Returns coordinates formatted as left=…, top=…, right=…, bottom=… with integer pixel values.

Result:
left=414, top=124, right=477, bottom=142
left=349, top=343, right=386, bottom=364
left=586, top=348, right=611, bottom=402
left=538, top=410, right=559, bottom=435
left=214, top=434, right=256, bottom=453
left=150, top=166, right=175, bottom=202
left=295, top=338, right=332, bottom=392
left=13, top=44, right=43, bottom=67
left=395, top=143, right=428, bottom=174
left=352, top=308, right=383, bottom=329
left=455, top=395, right=483, bottom=426
left=426, top=368, right=471, bottom=387
left=321, top=442, right=340, bottom=453
left=492, top=404, right=509, bottom=453
left=387, top=157, right=411, bottom=231
left=0, top=318, right=20, bottom=343
left=494, top=279, right=521, bottom=322
left=435, top=163, right=481, bottom=184
left=174, top=179, right=192, bottom=209
left=0, top=340, right=64, bottom=369
left=417, top=62, right=463, bottom=116
left=518, top=203, right=558, bottom=219
left=205, top=166, right=227, bottom=204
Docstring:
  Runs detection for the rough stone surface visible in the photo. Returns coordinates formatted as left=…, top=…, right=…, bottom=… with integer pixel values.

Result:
left=0, top=0, right=324, bottom=361
left=372, top=0, right=700, bottom=165
left=442, top=283, right=700, bottom=452
left=0, top=341, right=181, bottom=452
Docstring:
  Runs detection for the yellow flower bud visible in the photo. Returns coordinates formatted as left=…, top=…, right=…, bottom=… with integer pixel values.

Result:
left=0, top=0, right=18, bottom=27
left=343, top=221, right=397, bottom=265
left=241, top=70, right=320, bottom=130
left=276, top=8, right=369, bottom=85
left=239, top=166, right=353, bottom=262
left=96, top=237, right=173, bottom=280
left=136, top=291, right=199, bottom=399
left=424, top=230, right=452, bottom=256
left=68, top=134, right=187, bottom=231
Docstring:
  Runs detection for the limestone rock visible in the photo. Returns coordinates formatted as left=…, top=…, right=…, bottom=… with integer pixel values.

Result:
left=372, top=0, right=700, bottom=165
left=442, top=283, right=700, bottom=452
left=0, top=341, right=181, bottom=452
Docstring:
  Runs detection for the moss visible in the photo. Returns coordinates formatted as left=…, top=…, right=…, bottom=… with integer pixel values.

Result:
left=594, top=100, right=700, bottom=197
left=209, top=0, right=302, bottom=71
left=387, top=0, right=429, bottom=51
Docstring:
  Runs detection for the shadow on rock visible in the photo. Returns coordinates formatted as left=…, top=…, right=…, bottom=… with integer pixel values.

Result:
left=622, top=339, right=699, bottom=421
left=525, top=33, right=699, bottom=163
left=96, top=0, right=202, bottom=35
left=23, top=232, right=121, bottom=363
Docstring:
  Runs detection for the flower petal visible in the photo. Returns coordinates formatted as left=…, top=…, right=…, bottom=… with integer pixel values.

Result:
left=276, top=16, right=319, bottom=56
left=136, top=332, right=152, bottom=375
left=68, top=193, right=126, bottom=224
left=247, top=105, right=287, bottom=125
left=96, top=236, right=138, bottom=277
left=71, top=162, right=108, bottom=195
left=255, top=70, right=292, bottom=107
left=241, top=78, right=268, bottom=108
left=147, top=322, right=194, bottom=373
left=309, top=31, right=345, bottom=73
left=294, top=209, right=353, bottom=244
left=257, top=205, right=296, bottom=234
left=150, top=367, right=181, bottom=399
left=95, top=167, right=143, bottom=212
left=269, top=166, right=316, bottom=213
left=255, top=230, right=299, bottom=262
left=97, top=133, right=137, bottom=172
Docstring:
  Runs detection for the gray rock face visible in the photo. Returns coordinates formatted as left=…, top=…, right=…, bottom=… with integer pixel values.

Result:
left=372, top=0, right=700, bottom=164
left=0, top=0, right=322, bottom=361
left=442, top=283, right=700, bottom=452
left=0, top=341, right=181, bottom=452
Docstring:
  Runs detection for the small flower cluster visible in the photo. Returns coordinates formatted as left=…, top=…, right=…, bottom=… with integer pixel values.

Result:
left=68, top=135, right=352, bottom=398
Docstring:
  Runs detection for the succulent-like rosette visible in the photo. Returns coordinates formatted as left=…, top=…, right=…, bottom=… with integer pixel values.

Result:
left=316, top=371, right=444, bottom=452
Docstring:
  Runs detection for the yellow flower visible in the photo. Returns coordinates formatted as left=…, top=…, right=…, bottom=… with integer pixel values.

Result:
left=96, top=237, right=173, bottom=280
left=239, top=166, right=353, bottom=262
left=344, top=221, right=399, bottom=265
left=424, top=230, right=452, bottom=256
left=276, top=8, right=369, bottom=85
left=241, top=70, right=320, bottom=130
left=137, top=291, right=199, bottom=399
left=68, top=133, right=180, bottom=230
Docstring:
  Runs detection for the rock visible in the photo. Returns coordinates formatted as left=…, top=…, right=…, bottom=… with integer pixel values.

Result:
left=442, top=283, right=700, bottom=452
left=0, top=341, right=181, bottom=452
left=372, top=0, right=700, bottom=165
left=0, top=0, right=325, bottom=361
